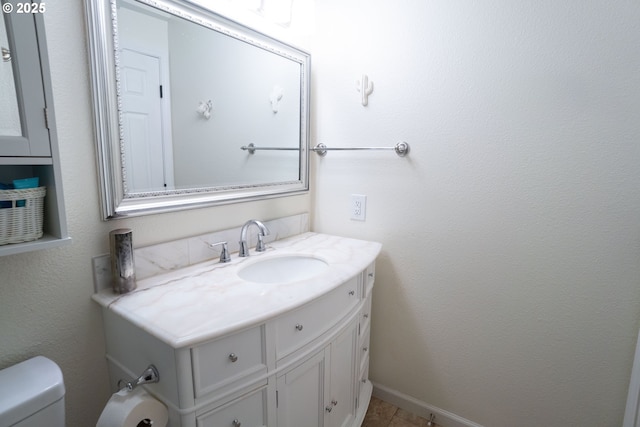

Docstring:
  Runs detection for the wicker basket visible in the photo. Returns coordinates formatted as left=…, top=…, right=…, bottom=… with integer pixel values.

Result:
left=0, top=186, right=46, bottom=245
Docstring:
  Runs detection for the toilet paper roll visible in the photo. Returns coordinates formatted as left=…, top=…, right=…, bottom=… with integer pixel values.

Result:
left=96, top=387, right=168, bottom=427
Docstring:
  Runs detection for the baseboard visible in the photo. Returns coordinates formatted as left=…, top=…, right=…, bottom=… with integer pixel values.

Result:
left=371, top=382, right=485, bottom=427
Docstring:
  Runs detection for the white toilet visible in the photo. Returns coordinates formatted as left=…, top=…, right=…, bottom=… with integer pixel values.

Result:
left=0, top=356, right=65, bottom=427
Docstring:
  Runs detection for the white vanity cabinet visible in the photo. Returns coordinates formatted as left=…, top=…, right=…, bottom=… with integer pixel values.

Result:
left=96, top=233, right=380, bottom=427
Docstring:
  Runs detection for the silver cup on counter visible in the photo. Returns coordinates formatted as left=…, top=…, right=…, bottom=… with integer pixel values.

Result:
left=109, top=228, right=136, bottom=294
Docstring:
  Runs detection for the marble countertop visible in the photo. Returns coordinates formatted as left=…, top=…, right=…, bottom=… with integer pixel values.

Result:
left=93, top=232, right=382, bottom=348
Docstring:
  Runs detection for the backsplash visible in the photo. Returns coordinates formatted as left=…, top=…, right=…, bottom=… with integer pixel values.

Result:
left=92, top=213, right=309, bottom=293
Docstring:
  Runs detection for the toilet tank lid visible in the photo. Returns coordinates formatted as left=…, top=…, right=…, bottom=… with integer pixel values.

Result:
left=0, top=356, right=65, bottom=427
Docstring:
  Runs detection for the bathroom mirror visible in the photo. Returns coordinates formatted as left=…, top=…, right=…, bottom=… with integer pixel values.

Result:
left=85, top=0, right=310, bottom=219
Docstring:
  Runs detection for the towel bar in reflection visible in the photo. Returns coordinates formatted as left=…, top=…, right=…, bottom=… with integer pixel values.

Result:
left=240, top=143, right=300, bottom=154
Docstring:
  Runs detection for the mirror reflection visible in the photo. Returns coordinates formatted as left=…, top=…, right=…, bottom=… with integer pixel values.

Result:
left=117, top=0, right=304, bottom=194
left=0, top=16, right=21, bottom=136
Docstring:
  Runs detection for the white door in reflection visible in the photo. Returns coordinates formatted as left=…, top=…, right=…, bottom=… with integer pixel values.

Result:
left=120, top=48, right=174, bottom=192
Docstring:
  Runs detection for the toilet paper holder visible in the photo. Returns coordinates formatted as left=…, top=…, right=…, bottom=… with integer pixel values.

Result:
left=118, top=365, right=160, bottom=391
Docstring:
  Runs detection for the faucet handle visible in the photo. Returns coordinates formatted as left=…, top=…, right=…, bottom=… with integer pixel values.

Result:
left=209, top=241, right=231, bottom=263
left=256, top=234, right=266, bottom=252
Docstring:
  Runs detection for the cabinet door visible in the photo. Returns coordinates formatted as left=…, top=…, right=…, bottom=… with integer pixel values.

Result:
left=327, top=321, right=358, bottom=427
left=276, top=350, right=327, bottom=427
left=0, top=12, right=51, bottom=157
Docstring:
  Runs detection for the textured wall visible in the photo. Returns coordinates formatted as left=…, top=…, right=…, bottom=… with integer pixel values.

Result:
left=0, top=1, right=309, bottom=425
left=311, top=0, right=640, bottom=426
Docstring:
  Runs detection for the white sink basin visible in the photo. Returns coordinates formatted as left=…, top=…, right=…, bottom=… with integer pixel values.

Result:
left=238, top=255, right=329, bottom=284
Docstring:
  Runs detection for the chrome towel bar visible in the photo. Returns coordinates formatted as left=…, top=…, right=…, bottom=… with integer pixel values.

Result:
left=241, top=141, right=411, bottom=157
left=312, top=142, right=410, bottom=157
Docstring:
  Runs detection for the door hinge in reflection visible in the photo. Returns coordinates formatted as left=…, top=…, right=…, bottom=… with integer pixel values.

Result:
left=43, top=108, right=50, bottom=129
left=276, top=390, right=279, bottom=408
left=159, top=85, right=163, bottom=98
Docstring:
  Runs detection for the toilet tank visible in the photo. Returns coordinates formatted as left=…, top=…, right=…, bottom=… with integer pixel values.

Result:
left=0, top=356, right=65, bottom=427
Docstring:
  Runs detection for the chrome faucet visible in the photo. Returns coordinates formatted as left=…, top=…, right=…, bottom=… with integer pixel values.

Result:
left=239, top=219, right=270, bottom=257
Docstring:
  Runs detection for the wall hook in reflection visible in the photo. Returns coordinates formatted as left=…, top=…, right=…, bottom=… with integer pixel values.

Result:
left=197, top=100, right=213, bottom=119
left=357, top=74, right=373, bottom=106
left=270, top=85, right=284, bottom=113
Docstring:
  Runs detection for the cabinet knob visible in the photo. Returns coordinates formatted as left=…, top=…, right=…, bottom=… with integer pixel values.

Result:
left=363, top=347, right=368, bottom=352
left=232, top=419, right=241, bottom=427
left=348, top=290, right=355, bottom=296
left=295, top=324, right=304, bottom=331
left=363, top=313, right=369, bottom=319
left=331, top=399, right=338, bottom=406
left=325, top=405, right=333, bottom=413
left=368, top=273, right=374, bottom=278
left=229, top=353, right=238, bottom=363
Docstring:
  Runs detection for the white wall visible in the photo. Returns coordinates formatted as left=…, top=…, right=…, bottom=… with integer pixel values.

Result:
left=311, top=0, right=640, bottom=426
left=0, top=1, right=309, bottom=426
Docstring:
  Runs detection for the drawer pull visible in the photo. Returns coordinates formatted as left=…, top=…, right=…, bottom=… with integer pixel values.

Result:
left=233, top=419, right=241, bottom=427
left=363, top=347, right=368, bottom=352
left=363, top=313, right=369, bottom=319
left=325, top=405, right=333, bottom=413
left=229, top=353, right=238, bottom=363
left=348, top=290, right=355, bottom=296
left=295, top=323, right=304, bottom=331
left=368, top=273, right=374, bottom=278
left=331, top=399, right=338, bottom=406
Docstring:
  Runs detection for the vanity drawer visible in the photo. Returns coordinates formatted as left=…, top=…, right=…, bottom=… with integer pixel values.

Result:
left=196, top=385, right=267, bottom=427
left=192, top=325, right=267, bottom=398
left=363, top=262, right=375, bottom=297
left=275, top=276, right=359, bottom=360
left=359, top=323, right=370, bottom=373
left=360, top=293, right=372, bottom=335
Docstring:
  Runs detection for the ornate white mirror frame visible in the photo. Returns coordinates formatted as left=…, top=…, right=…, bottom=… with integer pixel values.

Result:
left=85, top=0, right=310, bottom=219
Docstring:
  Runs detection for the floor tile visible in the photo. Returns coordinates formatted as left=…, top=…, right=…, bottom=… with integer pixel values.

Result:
left=362, top=396, right=398, bottom=427
left=363, top=396, right=438, bottom=427
left=394, top=408, right=431, bottom=426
